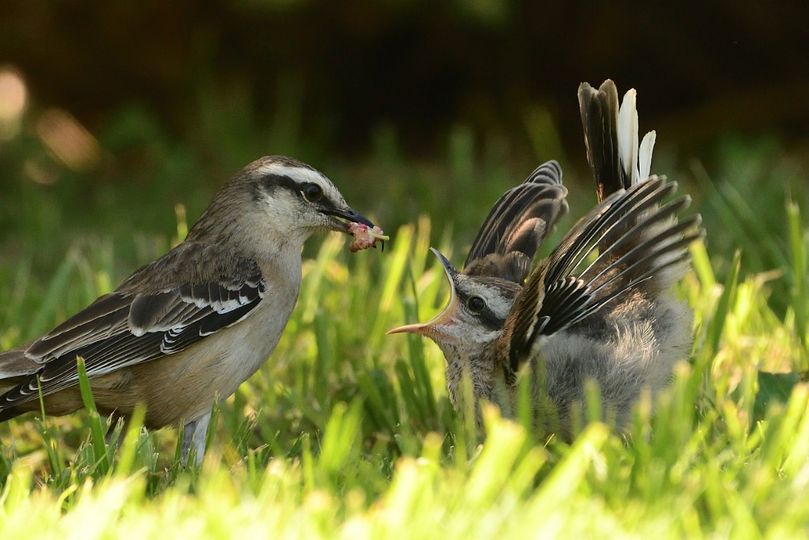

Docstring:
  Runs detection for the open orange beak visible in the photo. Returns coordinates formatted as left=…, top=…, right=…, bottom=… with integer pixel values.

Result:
left=386, top=320, right=433, bottom=336
left=387, top=248, right=459, bottom=338
left=386, top=300, right=459, bottom=337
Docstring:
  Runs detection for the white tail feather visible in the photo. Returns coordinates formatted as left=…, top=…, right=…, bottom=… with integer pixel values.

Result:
left=618, top=89, right=639, bottom=183
left=617, top=87, right=658, bottom=186
left=638, top=130, right=657, bottom=181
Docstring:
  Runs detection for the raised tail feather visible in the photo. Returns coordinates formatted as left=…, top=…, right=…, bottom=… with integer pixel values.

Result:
left=578, top=79, right=656, bottom=201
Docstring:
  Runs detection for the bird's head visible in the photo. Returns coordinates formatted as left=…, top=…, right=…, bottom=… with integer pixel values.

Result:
left=190, top=156, right=376, bottom=250
left=388, top=248, right=520, bottom=404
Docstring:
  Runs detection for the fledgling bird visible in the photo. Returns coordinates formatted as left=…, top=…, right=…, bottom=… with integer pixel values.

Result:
left=389, top=81, right=703, bottom=435
left=388, top=160, right=570, bottom=403
left=0, top=155, right=383, bottom=463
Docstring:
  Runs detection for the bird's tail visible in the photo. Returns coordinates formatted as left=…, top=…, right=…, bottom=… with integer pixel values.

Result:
left=0, top=349, right=37, bottom=422
left=0, top=349, right=37, bottom=379
left=578, top=79, right=656, bottom=201
left=0, top=407, right=22, bottom=422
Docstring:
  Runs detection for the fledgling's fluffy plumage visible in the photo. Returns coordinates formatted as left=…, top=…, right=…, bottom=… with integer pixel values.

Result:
left=389, top=81, right=702, bottom=435
left=0, top=155, right=378, bottom=463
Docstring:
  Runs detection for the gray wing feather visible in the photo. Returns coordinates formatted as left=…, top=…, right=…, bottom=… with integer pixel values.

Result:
left=0, top=243, right=266, bottom=409
left=465, top=161, right=568, bottom=283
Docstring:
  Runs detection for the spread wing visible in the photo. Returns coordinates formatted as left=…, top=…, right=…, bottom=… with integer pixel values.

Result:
left=0, top=242, right=266, bottom=409
left=505, top=176, right=702, bottom=373
left=464, top=160, right=568, bottom=283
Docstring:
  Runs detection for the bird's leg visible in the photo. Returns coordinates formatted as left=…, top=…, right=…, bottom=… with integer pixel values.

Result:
left=180, top=410, right=211, bottom=466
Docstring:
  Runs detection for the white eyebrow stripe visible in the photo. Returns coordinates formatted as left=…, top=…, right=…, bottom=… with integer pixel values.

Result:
left=255, top=163, right=330, bottom=185
left=486, top=294, right=512, bottom=318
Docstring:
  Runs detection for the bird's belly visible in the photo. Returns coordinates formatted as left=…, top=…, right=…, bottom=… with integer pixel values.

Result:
left=534, top=295, right=693, bottom=431
left=95, top=291, right=299, bottom=428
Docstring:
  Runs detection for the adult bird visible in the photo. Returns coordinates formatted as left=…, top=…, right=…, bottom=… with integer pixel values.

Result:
left=0, top=155, right=383, bottom=463
left=389, top=81, right=703, bottom=435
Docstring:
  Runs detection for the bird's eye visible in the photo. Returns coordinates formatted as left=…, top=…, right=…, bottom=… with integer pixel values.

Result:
left=301, top=183, right=323, bottom=203
left=467, top=296, right=486, bottom=313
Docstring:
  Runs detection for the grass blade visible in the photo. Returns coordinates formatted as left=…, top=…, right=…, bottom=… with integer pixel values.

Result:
left=76, top=357, right=110, bottom=475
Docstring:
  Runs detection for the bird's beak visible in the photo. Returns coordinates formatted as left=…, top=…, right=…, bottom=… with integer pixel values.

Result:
left=429, top=247, right=458, bottom=277
left=321, top=206, right=375, bottom=233
left=387, top=248, right=459, bottom=337
left=385, top=320, right=432, bottom=336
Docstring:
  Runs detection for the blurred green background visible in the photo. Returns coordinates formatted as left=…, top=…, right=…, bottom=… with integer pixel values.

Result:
left=1, top=0, right=808, bottom=327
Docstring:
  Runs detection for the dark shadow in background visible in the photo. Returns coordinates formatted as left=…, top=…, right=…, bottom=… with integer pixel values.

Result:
left=2, top=0, right=808, bottom=156
left=1, top=0, right=808, bottom=303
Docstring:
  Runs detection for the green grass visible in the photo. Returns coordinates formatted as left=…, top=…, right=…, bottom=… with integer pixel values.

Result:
left=1, top=123, right=809, bottom=536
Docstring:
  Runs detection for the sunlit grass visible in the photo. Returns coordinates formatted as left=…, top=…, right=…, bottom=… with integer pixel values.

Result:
left=0, top=195, right=808, bottom=536
left=1, top=121, right=809, bottom=536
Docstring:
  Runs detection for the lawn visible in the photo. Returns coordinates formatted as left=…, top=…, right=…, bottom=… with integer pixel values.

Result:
left=1, top=115, right=808, bottom=537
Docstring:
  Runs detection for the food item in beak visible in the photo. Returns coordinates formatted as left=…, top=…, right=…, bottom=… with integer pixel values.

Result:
left=348, top=222, right=389, bottom=252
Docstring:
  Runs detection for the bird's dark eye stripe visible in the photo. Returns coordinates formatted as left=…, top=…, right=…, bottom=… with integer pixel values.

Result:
left=456, top=291, right=505, bottom=330
left=253, top=173, right=298, bottom=201
left=477, top=310, right=505, bottom=331
left=254, top=174, right=333, bottom=208
left=261, top=173, right=298, bottom=191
